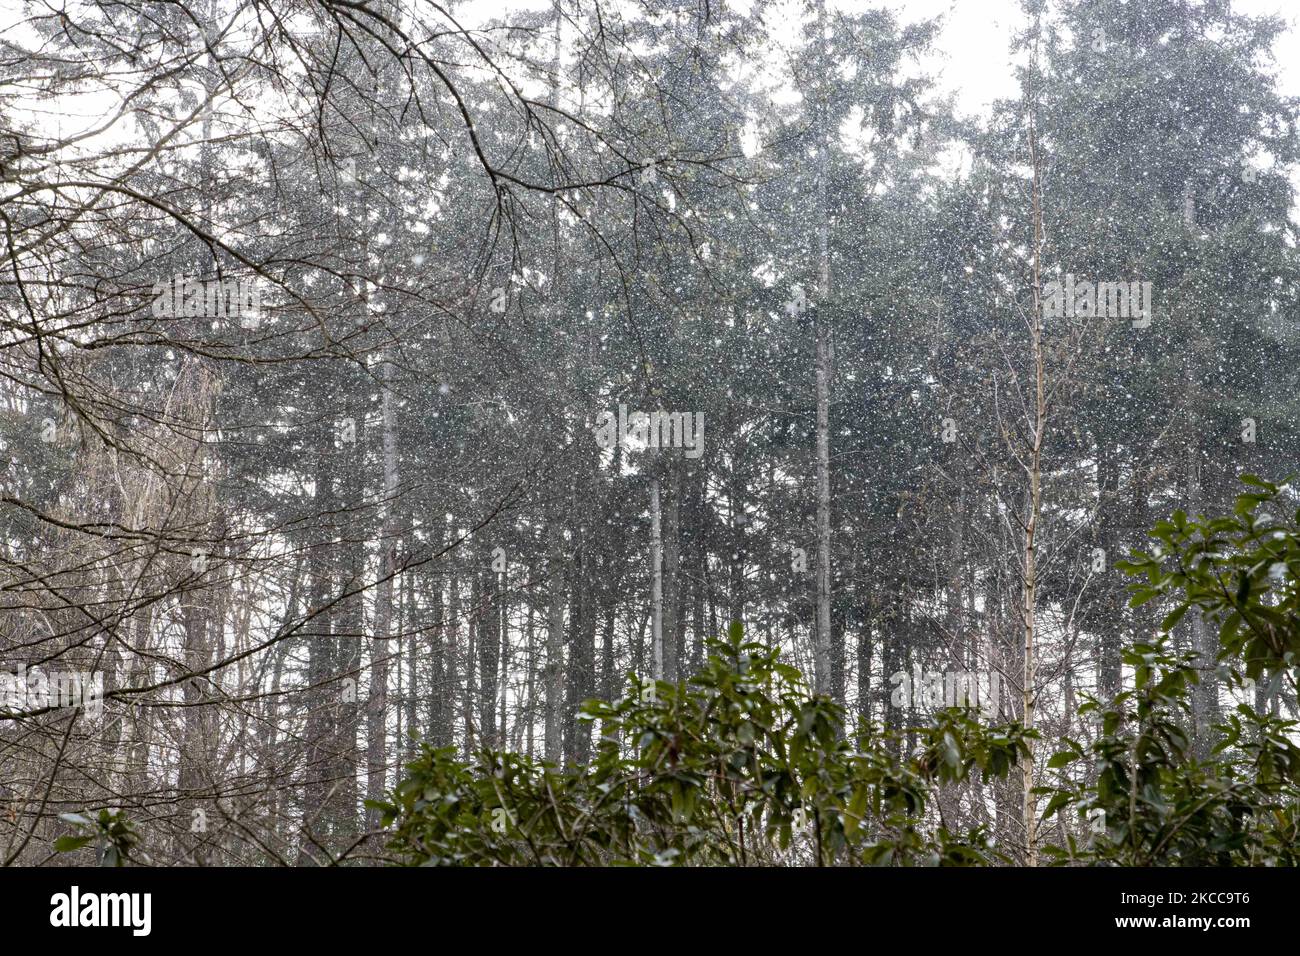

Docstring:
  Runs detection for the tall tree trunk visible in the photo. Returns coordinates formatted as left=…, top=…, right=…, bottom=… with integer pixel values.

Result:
left=524, top=603, right=536, bottom=759
left=663, top=462, right=681, bottom=682
left=498, top=575, right=510, bottom=750
left=811, top=0, right=834, bottom=698
left=365, top=350, right=398, bottom=831
left=564, top=547, right=596, bottom=764
left=544, top=514, right=565, bottom=763
left=689, top=469, right=706, bottom=672
left=563, top=549, right=582, bottom=760
left=650, top=475, right=664, bottom=678
left=404, top=569, right=417, bottom=760
left=1096, top=450, right=1123, bottom=699
left=1186, top=437, right=1219, bottom=757
left=857, top=597, right=874, bottom=729
left=1021, top=36, right=1046, bottom=866
left=599, top=604, right=618, bottom=746
left=541, top=0, right=566, bottom=766
left=465, top=562, right=479, bottom=753
left=727, top=455, right=745, bottom=625
left=447, top=538, right=465, bottom=759
left=478, top=548, right=499, bottom=752
left=301, top=428, right=337, bottom=863
left=178, top=599, right=210, bottom=863
left=428, top=520, right=449, bottom=748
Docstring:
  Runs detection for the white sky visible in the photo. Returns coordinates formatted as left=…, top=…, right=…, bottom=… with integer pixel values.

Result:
left=887, top=0, right=1300, bottom=119
left=476, top=0, right=1300, bottom=117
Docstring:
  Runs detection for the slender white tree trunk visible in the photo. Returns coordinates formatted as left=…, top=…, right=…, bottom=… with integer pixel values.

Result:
left=1022, top=28, right=1046, bottom=865
left=812, top=0, right=834, bottom=697
left=650, top=475, right=664, bottom=680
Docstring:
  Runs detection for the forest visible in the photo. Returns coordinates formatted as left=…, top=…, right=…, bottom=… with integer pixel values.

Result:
left=1, top=0, right=1298, bottom=870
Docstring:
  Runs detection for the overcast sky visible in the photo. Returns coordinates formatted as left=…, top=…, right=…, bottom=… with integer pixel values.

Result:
left=462, top=0, right=1300, bottom=116
left=889, top=0, right=1300, bottom=119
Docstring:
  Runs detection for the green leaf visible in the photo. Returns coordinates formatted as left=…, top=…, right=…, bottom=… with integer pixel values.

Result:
left=1160, top=603, right=1190, bottom=632
left=1239, top=475, right=1275, bottom=491
left=1039, top=792, right=1072, bottom=820
left=728, top=620, right=744, bottom=643
left=54, top=835, right=94, bottom=853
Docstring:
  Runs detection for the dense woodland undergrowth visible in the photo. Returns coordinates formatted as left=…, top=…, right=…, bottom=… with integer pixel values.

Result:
left=58, top=479, right=1300, bottom=865
left=369, top=479, right=1300, bottom=867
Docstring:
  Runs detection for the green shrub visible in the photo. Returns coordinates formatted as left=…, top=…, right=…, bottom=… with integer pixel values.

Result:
left=372, top=622, right=1033, bottom=866
left=1038, top=476, right=1300, bottom=865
